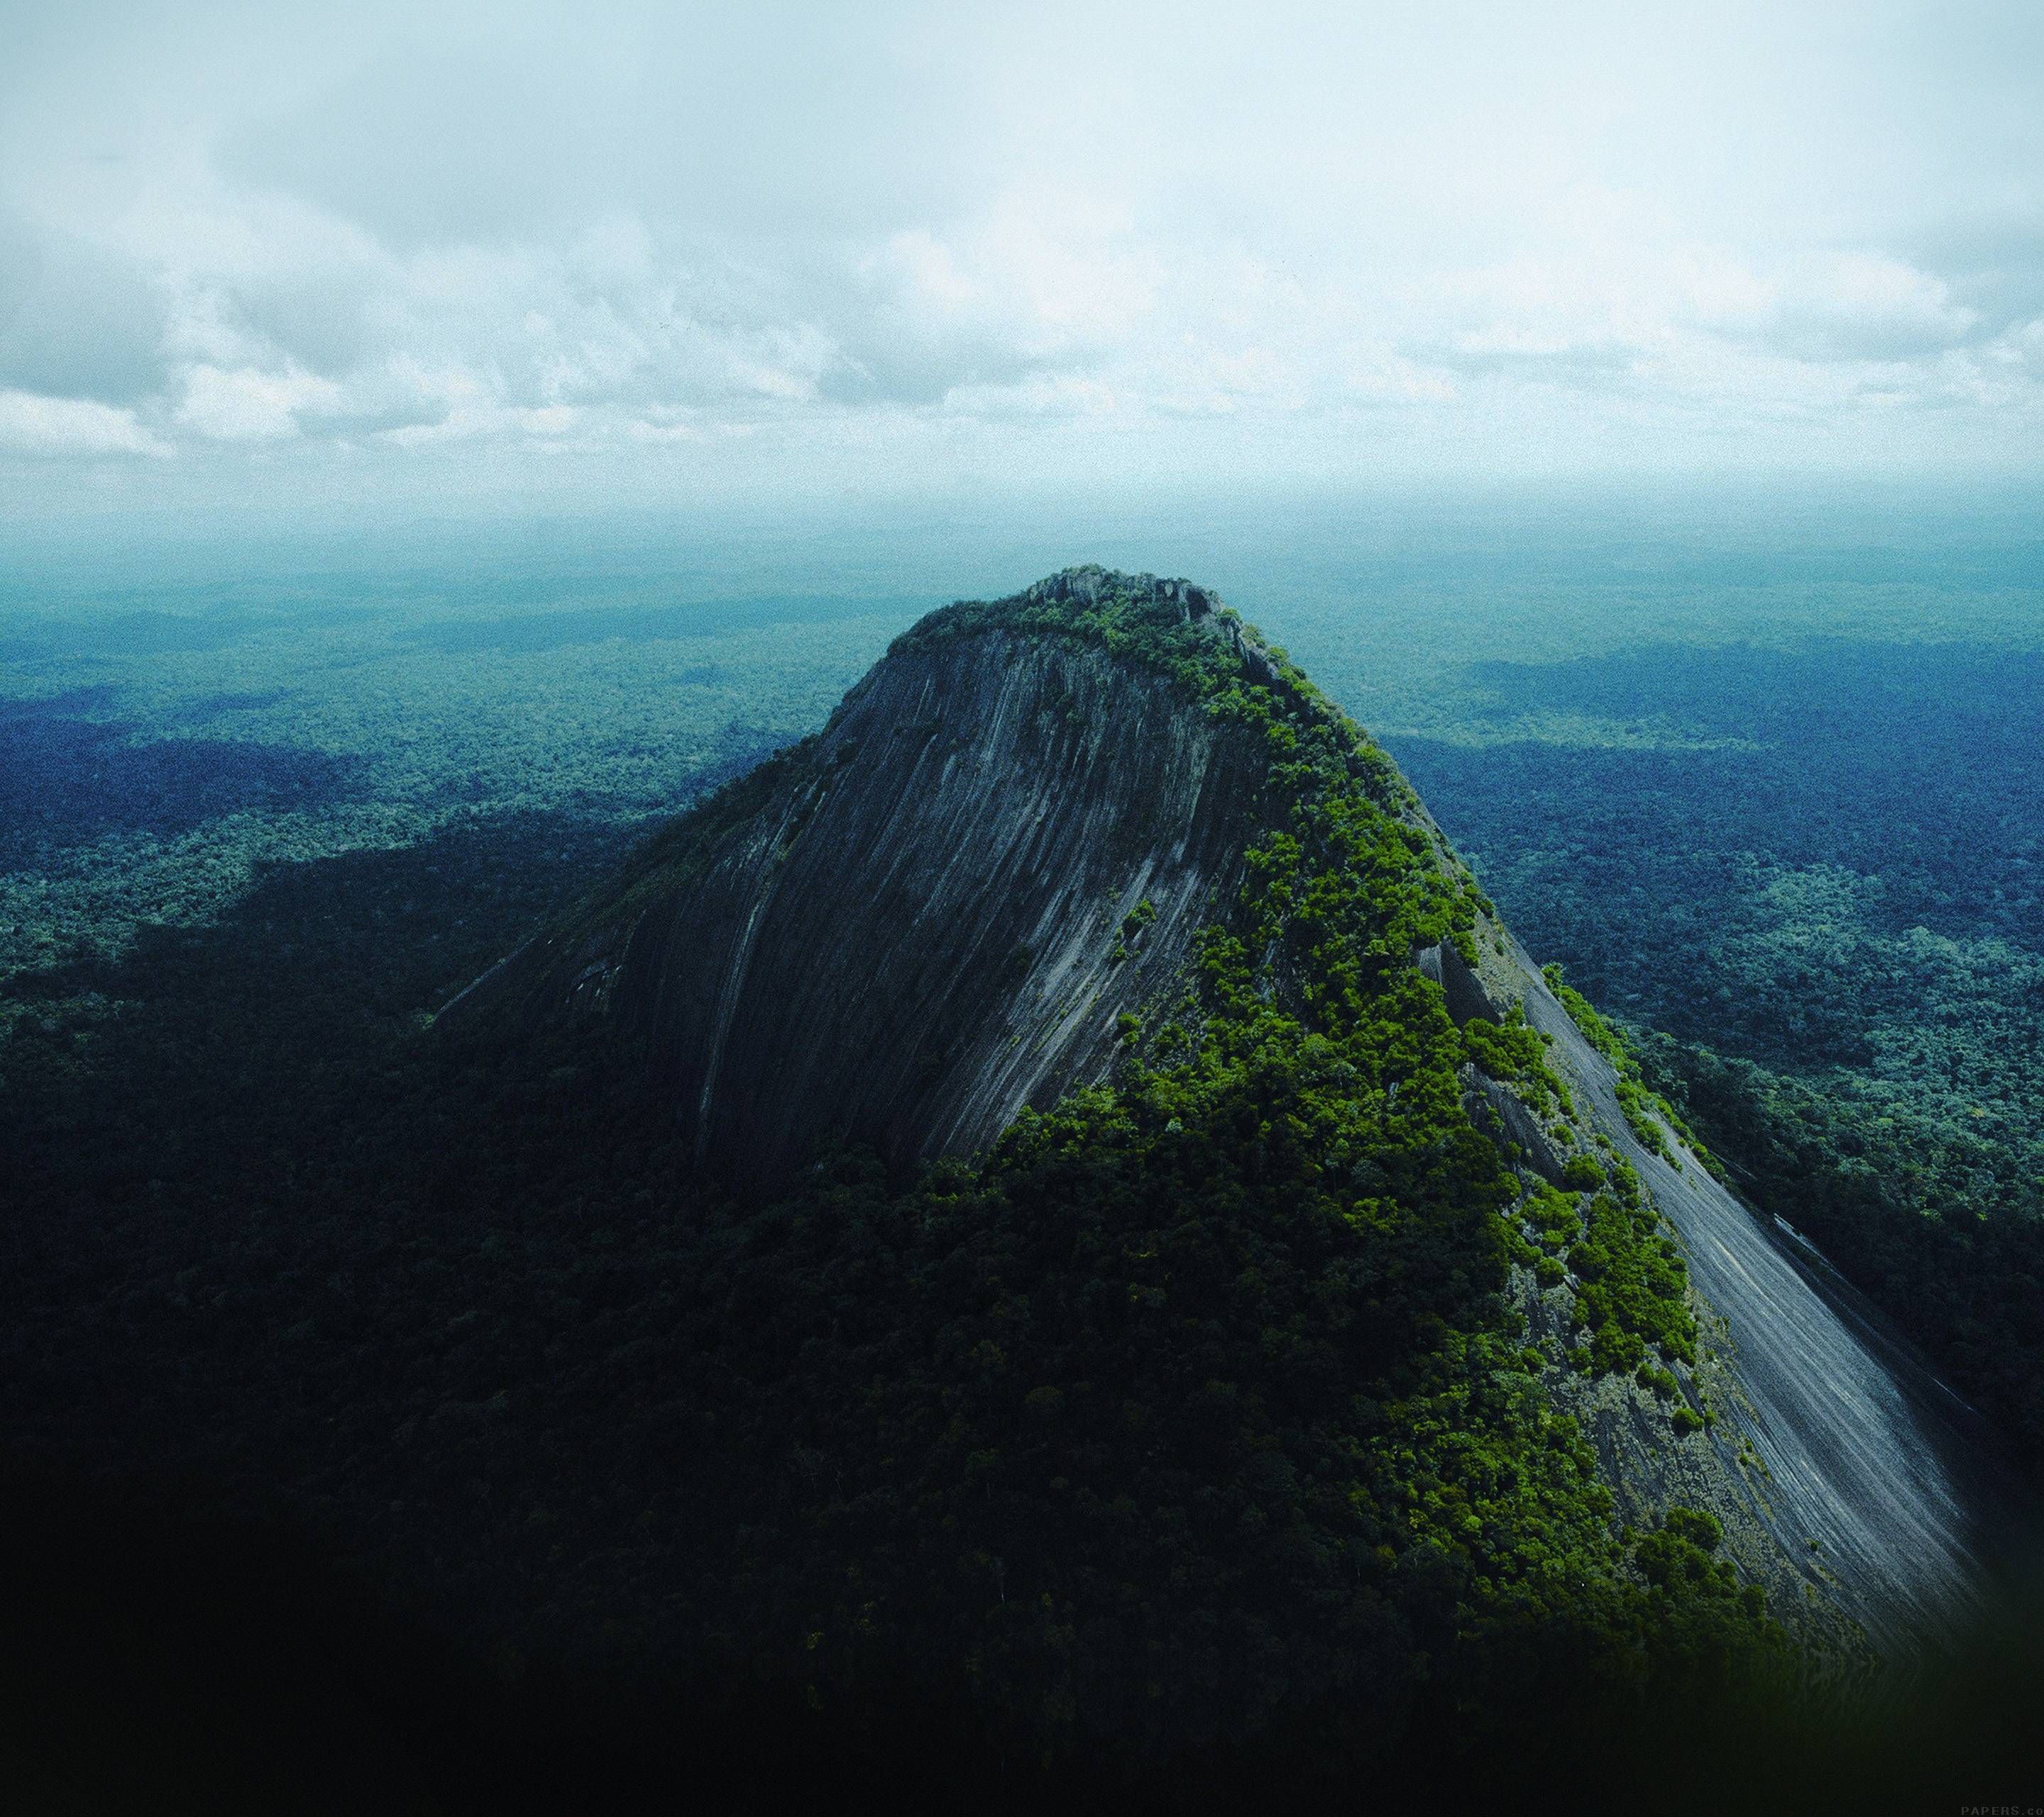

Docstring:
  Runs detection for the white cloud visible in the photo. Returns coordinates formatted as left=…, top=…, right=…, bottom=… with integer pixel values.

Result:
left=1, top=1, right=2040, bottom=503
left=175, top=363, right=346, bottom=440
left=0, top=388, right=168, bottom=456
left=1715, top=253, right=1981, bottom=360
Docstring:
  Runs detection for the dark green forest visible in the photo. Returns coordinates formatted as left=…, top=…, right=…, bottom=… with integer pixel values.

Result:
left=3, top=552, right=2042, bottom=1809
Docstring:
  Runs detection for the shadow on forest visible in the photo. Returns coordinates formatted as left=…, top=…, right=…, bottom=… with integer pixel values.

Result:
left=1455, top=637, right=2044, bottom=751
left=0, top=804, right=644, bottom=1240
left=1387, top=637, right=2044, bottom=967
left=3, top=805, right=627, bottom=1037
left=3, top=752, right=2043, bottom=1814
left=0, top=691, right=369, bottom=855
left=0, top=1459, right=1023, bottom=1817
left=0, top=799, right=983, bottom=1813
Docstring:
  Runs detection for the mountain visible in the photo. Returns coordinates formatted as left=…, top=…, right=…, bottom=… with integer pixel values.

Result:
left=448, top=571, right=1267, bottom=1187
left=444, top=566, right=2002, bottom=1762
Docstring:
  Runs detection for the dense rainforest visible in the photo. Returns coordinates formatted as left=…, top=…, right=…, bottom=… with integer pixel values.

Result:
left=3, top=545, right=2040, bottom=1810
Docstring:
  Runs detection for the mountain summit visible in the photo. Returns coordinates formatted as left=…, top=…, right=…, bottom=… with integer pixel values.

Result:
left=446, top=568, right=1998, bottom=1747
left=451, top=570, right=1275, bottom=1182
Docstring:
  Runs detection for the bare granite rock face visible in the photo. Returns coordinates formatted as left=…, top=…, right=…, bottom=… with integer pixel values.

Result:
left=1458, top=919, right=2012, bottom=1659
left=451, top=605, right=1267, bottom=1187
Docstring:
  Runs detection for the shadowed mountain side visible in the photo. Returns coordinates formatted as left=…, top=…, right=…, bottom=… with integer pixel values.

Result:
left=449, top=595, right=1268, bottom=1188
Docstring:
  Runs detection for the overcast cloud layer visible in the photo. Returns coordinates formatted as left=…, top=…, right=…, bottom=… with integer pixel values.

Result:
left=2, top=0, right=2041, bottom=518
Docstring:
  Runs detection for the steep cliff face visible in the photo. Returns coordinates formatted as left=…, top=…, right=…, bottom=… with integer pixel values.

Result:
left=451, top=566, right=2001, bottom=1663
left=450, top=574, right=1268, bottom=1186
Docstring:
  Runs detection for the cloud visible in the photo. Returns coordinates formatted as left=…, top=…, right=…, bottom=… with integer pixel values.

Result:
left=0, top=209, right=170, bottom=405
left=1, top=0, right=2041, bottom=504
left=1722, top=253, right=1981, bottom=361
left=175, top=363, right=346, bottom=440
left=215, top=11, right=981, bottom=251
left=0, top=387, right=168, bottom=456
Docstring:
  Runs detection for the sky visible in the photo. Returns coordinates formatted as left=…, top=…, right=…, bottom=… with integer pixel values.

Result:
left=1, top=0, right=2040, bottom=527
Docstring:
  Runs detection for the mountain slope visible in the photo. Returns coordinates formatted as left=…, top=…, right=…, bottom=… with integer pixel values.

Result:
left=1459, top=924, right=2003, bottom=1655
left=449, top=574, right=1265, bottom=1185
left=449, top=565, right=2001, bottom=1718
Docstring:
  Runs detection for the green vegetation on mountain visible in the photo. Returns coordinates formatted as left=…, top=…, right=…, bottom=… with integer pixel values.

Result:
left=1462, top=1004, right=1574, bottom=1121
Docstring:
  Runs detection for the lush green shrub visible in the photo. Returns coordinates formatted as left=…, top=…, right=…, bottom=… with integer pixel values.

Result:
left=1569, top=1164, right=1697, bottom=1372
left=1560, top=1155, right=1606, bottom=1193
left=1464, top=1009, right=1575, bottom=1120
left=1524, top=1180, right=1582, bottom=1248
left=1637, top=1361, right=1681, bottom=1400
